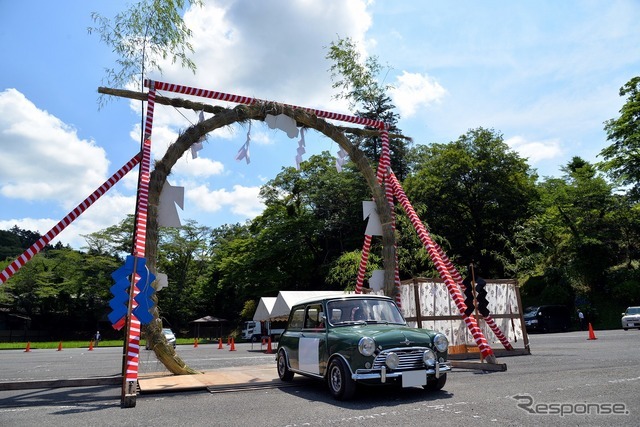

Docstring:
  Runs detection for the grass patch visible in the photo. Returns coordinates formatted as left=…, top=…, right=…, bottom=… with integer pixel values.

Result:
left=0, top=338, right=215, bottom=350
left=0, top=340, right=125, bottom=350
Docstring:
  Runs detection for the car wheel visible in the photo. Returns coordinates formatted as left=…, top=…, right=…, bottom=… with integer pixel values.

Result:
left=327, top=358, right=356, bottom=400
left=424, top=373, right=447, bottom=391
left=251, top=335, right=259, bottom=343
left=277, top=350, right=294, bottom=381
left=623, top=328, right=628, bottom=331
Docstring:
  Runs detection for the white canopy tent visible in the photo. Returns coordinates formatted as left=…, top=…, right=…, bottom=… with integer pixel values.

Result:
left=269, top=291, right=347, bottom=320
left=252, top=297, right=277, bottom=322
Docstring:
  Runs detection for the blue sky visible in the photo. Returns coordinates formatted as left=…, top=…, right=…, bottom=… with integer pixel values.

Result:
left=1, top=0, right=639, bottom=249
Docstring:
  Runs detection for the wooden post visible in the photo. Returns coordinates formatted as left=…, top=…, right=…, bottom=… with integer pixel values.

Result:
left=412, top=278, right=423, bottom=329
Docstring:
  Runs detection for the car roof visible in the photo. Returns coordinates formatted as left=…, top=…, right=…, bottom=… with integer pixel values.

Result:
left=291, top=293, right=392, bottom=308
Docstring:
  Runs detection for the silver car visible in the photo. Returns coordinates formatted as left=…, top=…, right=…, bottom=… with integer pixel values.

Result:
left=621, top=307, right=640, bottom=330
left=162, top=328, right=177, bottom=347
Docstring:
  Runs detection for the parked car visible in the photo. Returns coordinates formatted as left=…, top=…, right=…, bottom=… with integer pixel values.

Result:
left=523, top=305, right=571, bottom=333
left=162, top=328, right=177, bottom=348
left=276, top=294, right=451, bottom=400
left=621, top=306, right=640, bottom=330
left=145, top=328, right=177, bottom=349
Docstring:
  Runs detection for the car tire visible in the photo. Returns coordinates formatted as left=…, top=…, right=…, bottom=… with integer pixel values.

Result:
left=251, top=335, right=259, bottom=343
left=277, top=350, right=294, bottom=381
left=623, top=328, right=628, bottom=331
left=424, top=373, right=447, bottom=391
left=327, top=358, right=356, bottom=400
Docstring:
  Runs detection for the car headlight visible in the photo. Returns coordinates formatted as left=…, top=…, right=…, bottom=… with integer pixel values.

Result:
left=423, top=348, right=436, bottom=366
left=433, top=333, right=448, bottom=353
left=385, top=352, right=399, bottom=369
left=358, top=337, right=375, bottom=356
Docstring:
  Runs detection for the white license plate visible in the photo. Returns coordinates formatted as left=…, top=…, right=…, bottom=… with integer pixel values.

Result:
left=629, top=323, right=636, bottom=327
left=401, top=370, right=426, bottom=387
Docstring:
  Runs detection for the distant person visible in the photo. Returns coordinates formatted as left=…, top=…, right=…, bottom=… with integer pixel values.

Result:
left=577, top=310, right=585, bottom=330
left=94, top=330, right=101, bottom=346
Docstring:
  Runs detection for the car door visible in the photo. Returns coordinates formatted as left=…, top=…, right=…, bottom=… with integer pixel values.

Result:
left=283, top=307, right=305, bottom=371
left=298, top=304, right=328, bottom=376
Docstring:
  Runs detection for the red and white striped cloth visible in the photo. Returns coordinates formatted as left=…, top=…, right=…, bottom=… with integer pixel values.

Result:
left=0, top=153, right=141, bottom=285
left=387, top=171, right=495, bottom=359
left=124, top=84, right=157, bottom=384
left=145, top=80, right=388, bottom=129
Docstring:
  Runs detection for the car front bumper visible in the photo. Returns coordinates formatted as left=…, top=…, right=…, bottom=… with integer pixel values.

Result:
left=353, top=361, right=452, bottom=383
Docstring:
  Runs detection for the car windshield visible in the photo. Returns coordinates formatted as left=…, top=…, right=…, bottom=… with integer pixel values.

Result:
left=626, top=307, right=640, bottom=315
left=326, top=298, right=405, bottom=326
left=523, top=307, right=539, bottom=318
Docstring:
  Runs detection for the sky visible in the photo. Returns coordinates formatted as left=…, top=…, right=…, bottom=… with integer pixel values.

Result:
left=1, top=0, right=639, bottom=250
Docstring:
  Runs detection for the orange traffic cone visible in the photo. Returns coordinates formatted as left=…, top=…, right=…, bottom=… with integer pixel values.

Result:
left=57, top=341, right=63, bottom=351
left=261, top=337, right=266, bottom=346
left=194, top=338, right=199, bottom=348
left=88, top=340, right=94, bottom=351
left=266, top=336, right=273, bottom=354
left=218, top=338, right=223, bottom=349
left=24, top=342, right=31, bottom=352
left=227, top=336, right=231, bottom=346
left=587, top=323, right=597, bottom=340
left=229, top=337, right=236, bottom=351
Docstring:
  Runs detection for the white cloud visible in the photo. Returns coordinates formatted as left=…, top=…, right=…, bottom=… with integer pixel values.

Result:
left=153, top=0, right=373, bottom=112
left=173, top=156, right=225, bottom=177
left=390, top=71, right=447, bottom=118
left=506, top=135, right=563, bottom=164
left=187, top=184, right=264, bottom=218
left=0, top=191, right=135, bottom=249
left=0, top=89, right=110, bottom=205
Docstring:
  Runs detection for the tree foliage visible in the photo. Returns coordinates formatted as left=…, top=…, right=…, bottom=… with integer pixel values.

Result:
left=601, top=76, right=640, bottom=199
left=88, top=0, right=201, bottom=104
left=326, top=37, right=410, bottom=179
left=404, top=127, right=539, bottom=277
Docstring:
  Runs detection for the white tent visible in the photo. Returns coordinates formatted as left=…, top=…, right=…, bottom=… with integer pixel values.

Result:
left=252, top=297, right=277, bottom=322
left=269, top=291, right=346, bottom=320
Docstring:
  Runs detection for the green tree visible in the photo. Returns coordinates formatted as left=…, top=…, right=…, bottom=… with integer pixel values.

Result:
left=515, top=157, right=635, bottom=310
left=1, top=246, right=120, bottom=335
left=539, top=158, right=616, bottom=293
left=82, top=215, right=134, bottom=257
left=252, top=153, right=370, bottom=289
left=0, top=229, right=25, bottom=261
left=600, top=76, right=640, bottom=200
left=205, top=223, right=258, bottom=322
left=155, top=220, right=212, bottom=330
left=404, top=127, right=539, bottom=277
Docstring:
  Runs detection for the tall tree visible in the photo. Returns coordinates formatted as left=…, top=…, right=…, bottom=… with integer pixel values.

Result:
left=600, top=76, right=640, bottom=200
left=89, top=0, right=201, bottom=103
left=404, top=128, right=539, bottom=277
left=238, top=152, right=369, bottom=294
left=90, top=0, right=202, bottom=375
left=155, top=220, right=212, bottom=330
left=537, top=158, right=616, bottom=293
left=326, top=37, right=409, bottom=179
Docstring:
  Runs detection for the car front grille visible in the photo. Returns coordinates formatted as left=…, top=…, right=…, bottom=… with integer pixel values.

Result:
left=372, top=347, right=427, bottom=370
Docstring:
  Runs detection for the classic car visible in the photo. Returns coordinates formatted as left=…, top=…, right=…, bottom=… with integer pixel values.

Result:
left=275, top=294, right=451, bottom=400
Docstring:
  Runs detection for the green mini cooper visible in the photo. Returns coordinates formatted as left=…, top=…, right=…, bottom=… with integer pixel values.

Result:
left=276, top=294, right=451, bottom=400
